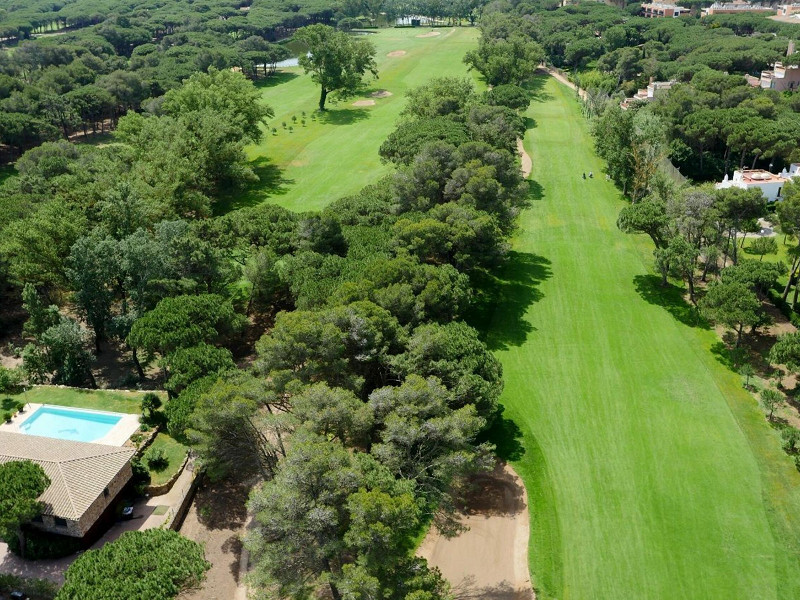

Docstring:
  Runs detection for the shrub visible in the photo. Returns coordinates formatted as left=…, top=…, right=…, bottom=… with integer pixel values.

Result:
left=130, top=457, right=151, bottom=494
left=6, top=528, right=82, bottom=560
left=2, top=411, right=11, bottom=423
left=141, top=392, right=162, bottom=420
left=146, top=447, right=168, bottom=471
left=782, top=427, right=800, bottom=453
left=0, top=573, right=58, bottom=599
left=56, top=530, right=209, bottom=600
left=0, top=366, right=23, bottom=393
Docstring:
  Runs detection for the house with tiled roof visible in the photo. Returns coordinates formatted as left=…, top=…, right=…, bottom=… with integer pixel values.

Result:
left=0, top=431, right=135, bottom=538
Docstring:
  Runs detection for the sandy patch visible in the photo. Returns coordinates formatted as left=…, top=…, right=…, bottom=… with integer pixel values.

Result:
left=387, top=50, right=407, bottom=57
left=416, top=31, right=441, bottom=38
left=289, top=159, right=307, bottom=167
left=352, top=99, right=376, bottom=106
left=417, top=463, right=534, bottom=599
left=518, top=138, right=532, bottom=179
left=371, top=90, right=393, bottom=98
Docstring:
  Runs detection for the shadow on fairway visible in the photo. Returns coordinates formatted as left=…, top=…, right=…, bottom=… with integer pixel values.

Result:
left=527, top=179, right=544, bottom=201
left=467, top=251, right=552, bottom=351
left=317, top=107, right=371, bottom=125
left=633, top=274, right=709, bottom=329
left=254, top=71, right=299, bottom=88
left=479, top=411, right=526, bottom=462
left=213, top=158, right=294, bottom=215
left=525, top=75, right=553, bottom=103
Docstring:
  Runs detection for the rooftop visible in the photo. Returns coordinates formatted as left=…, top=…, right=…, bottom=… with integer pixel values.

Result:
left=736, top=169, right=788, bottom=184
left=0, top=432, right=135, bottom=520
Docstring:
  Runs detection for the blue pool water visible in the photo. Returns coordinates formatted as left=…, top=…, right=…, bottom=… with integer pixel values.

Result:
left=19, top=406, right=123, bottom=442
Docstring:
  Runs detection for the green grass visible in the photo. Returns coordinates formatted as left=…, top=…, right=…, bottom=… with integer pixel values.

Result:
left=479, top=77, right=800, bottom=599
left=145, top=432, right=189, bottom=486
left=10, top=386, right=161, bottom=414
left=217, top=26, right=481, bottom=214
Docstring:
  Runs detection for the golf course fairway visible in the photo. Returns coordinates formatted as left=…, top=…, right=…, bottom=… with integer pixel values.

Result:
left=219, top=26, right=480, bottom=214
left=485, top=76, right=800, bottom=599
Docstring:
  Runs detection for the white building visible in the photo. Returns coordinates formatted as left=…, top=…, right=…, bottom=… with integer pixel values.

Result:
left=620, top=80, right=676, bottom=109
left=759, top=62, right=800, bottom=91
left=715, top=165, right=800, bottom=202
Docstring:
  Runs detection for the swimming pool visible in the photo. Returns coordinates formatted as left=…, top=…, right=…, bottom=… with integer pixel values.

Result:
left=19, top=406, right=124, bottom=443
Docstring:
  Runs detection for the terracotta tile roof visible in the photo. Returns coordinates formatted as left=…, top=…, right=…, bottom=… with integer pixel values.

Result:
left=0, top=432, right=134, bottom=521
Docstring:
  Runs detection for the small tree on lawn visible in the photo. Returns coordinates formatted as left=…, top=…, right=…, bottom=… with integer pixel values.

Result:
left=0, top=460, right=51, bottom=558
left=749, top=236, right=777, bottom=261
left=760, top=388, right=784, bottom=422
left=739, top=363, right=755, bottom=389
left=699, top=281, right=761, bottom=347
left=141, top=392, right=162, bottom=421
left=295, top=24, right=378, bottom=111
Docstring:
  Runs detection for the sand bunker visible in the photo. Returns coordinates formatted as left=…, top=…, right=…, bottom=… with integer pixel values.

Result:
left=387, top=50, right=407, bottom=57
left=370, top=90, right=393, bottom=98
left=416, top=31, right=441, bottom=38
left=352, top=99, right=376, bottom=106
left=417, top=463, right=533, bottom=599
left=517, top=138, right=532, bottom=179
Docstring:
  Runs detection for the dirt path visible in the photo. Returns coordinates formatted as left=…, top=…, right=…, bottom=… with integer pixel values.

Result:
left=179, top=477, right=252, bottom=600
left=517, top=139, right=532, bottom=179
left=417, top=463, right=533, bottom=600
left=542, top=67, right=587, bottom=100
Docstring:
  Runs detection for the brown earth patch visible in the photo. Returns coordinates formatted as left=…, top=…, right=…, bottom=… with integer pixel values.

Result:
left=371, top=90, right=393, bottom=98
left=417, top=463, right=534, bottom=599
left=352, top=99, right=376, bottom=106
left=517, top=138, right=532, bottom=179
left=387, top=50, right=407, bottom=57
left=416, top=31, right=441, bottom=38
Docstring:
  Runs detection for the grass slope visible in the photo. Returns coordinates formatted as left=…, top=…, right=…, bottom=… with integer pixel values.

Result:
left=218, top=27, right=480, bottom=214
left=483, top=77, right=800, bottom=599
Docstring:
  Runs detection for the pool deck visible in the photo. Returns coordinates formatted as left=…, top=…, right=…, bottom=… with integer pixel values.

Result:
left=0, top=403, right=140, bottom=446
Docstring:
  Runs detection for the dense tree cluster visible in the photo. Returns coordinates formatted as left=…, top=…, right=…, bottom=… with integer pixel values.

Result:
left=0, top=51, right=527, bottom=594
left=169, top=76, right=526, bottom=599
left=616, top=176, right=775, bottom=345
left=497, top=1, right=800, bottom=185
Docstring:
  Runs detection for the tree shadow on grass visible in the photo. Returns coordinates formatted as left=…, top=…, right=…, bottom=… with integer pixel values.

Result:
left=525, top=74, right=554, bottom=103
left=523, top=116, right=537, bottom=130
left=633, top=274, right=710, bottom=329
left=214, top=158, right=295, bottom=215
left=527, top=179, right=544, bottom=201
left=317, top=107, right=372, bottom=125
left=479, top=410, right=525, bottom=462
left=253, top=71, right=299, bottom=89
left=466, top=251, right=552, bottom=351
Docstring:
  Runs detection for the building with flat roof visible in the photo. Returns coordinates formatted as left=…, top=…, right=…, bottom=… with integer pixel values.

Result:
left=641, top=2, right=690, bottom=17
left=0, top=432, right=135, bottom=538
left=777, top=3, right=800, bottom=15
left=621, top=80, right=676, bottom=109
left=759, top=62, right=800, bottom=92
left=703, top=1, right=774, bottom=14
left=715, top=165, right=800, bottom=202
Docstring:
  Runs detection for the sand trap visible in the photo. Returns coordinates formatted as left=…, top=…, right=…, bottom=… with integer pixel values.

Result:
left=387, top=50, right=407, bottom=57
left=518, top=138, right=532, bottom=179
left=352, top=99, right=376, bottom=106
left=371, top=90, right=393, bottom=98
left=417, top=463, right=534, bottom=599
left=416, top=31, right=441, bottom=38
